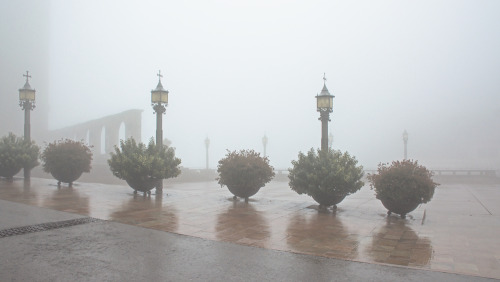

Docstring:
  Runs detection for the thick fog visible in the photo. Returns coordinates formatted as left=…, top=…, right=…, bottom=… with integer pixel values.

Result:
left=7, top=0, right=500, bottom=170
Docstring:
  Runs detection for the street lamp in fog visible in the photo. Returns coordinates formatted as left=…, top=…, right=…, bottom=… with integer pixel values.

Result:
left=316, top=74, right=334, bottom=152
left=19, top=71, right=36, bottom=180
left=328, top=132, right=333, bottom=149
left=151, top=70, right=169, bottom=193
left=205, top=137, right=210, bottom=170
left=403, top=130, right=408, bottom=160
left=262, top=134, right=268, bottom=157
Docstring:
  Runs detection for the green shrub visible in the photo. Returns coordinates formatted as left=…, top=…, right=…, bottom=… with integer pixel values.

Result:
left=288, top=148, right=364, bottom=209
left=41, top=139, right=93, bottom=185
left=108, top=138, right=181, bottom=192
left=0, top=133, right=40, bottom=178
left=367, top=159, right=439, bottom=217
left=217, top=150, right=275, bottom=199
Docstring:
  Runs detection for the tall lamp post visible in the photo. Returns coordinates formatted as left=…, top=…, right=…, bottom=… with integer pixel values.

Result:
left=205, top=137, right=210, bottom=170
left=19, top=71, right=36, bottom=180
left=151, top=70, right=169, bottom=193
left=403, top=130, right=408, bottom=160
left=316, top=74, right=334, bottom=152
left=262, top=134, right=268, bottom=158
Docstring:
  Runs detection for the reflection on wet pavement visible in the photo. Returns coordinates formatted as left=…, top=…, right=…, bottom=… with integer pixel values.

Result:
left=0, top=178, right=499, bottom=279
left=43, top=186, right=90, bottom=216
left=286, top=210, right=358, bottom=260
left=366, top=217, right=432, bottom=267
left=216, top=201, right=270, bottom=247
left=110, top=195, right=178, bottom=232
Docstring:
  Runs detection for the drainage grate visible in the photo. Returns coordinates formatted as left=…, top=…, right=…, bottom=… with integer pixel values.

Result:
left=0, top=217, right=101, bottom=238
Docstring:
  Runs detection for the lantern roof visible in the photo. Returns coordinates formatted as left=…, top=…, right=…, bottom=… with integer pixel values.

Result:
left=21, top=81, right=33, bottom=91
left=318, top=73, right=334, bottom=97
left=19, top=71, right=34, bottom=91
left=152, top=70, right=168, bottom=92
left=153, top=80, right=166, bottom=92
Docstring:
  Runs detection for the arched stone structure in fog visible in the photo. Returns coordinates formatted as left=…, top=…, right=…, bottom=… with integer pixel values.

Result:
left=50, top=109, right=142, bottom=159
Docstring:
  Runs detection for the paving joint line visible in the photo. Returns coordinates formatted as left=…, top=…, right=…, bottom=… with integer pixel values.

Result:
left=0, top=217, right=102, bottom=238
left=468, top=188, right=493, bottom=215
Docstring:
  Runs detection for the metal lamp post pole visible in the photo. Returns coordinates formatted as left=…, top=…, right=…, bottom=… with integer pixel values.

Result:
left=403, top=130, right=408, bottom=160
left=151, top=70, right=169, bottom=193
left=205, top=137, right=210, bottom=170
left=19, top=71, right=36, bottom=181
left=155, top=103, right=165, bottom=148
left=153, top=103, right=165, bottom=192
left=404, top=139, right=407, bottom=160
left=24, top=102, right=31, bottom=143
left=262, top=134, right=268, bottom=158
left=23, top=101, right=32, bottom=179
left=319, top=111, right=330, bottom=152
left=316, top=74, right=334, bottom=153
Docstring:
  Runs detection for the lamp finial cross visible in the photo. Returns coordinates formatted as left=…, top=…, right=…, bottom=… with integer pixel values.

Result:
left=23, top=71, right=31, bottom=83
left=157, top=70, right=163, bottom=82
left=323, top=73, right=327, bottom=84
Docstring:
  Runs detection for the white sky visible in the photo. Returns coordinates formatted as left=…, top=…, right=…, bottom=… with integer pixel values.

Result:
left=48, top=0, right=500, bottom=169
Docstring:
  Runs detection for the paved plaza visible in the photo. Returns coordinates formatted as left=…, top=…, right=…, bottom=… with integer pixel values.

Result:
left=0, top=177, right=499, bottom=280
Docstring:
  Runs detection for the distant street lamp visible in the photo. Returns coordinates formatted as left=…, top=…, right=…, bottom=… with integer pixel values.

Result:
left=316, top=74, right=334, bottom=152
left=262, top=134, right=268, bottom=157
left=328, top=132, right=333, bottom=149
left=403, top=130, right=408, bottom=160
left=19, top=71, right=36, bottom=180
left=151, top=70, right=169, bottom=193
left=205, top=137, right=210, bottom=170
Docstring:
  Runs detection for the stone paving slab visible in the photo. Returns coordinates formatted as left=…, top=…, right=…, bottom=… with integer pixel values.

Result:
left=0, top=177, right=499, bottom=280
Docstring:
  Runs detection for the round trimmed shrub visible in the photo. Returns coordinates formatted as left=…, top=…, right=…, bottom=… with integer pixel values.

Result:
left=108, top=138, right=181, bottom=194
left=41, top=139, right=92, bottom=185
left=0, top=133, right=39, bottom=179
left=217, top=150, right=275, bottom=201
left=367, top=160, right=439, bottom=218
left=288, top=148, right=364, bottom=209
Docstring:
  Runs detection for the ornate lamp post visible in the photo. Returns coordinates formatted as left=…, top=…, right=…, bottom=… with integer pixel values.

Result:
left=19, top=71, right=36, bottom=180
left=262, top=134, right=268, bottom=158
left=205, top=136, right=210, bottom=170
left=316, top=74, right=334, bottom=152
left=403, top=130, right=408, bottom=160
left=151, top=70, right=169, bottom=192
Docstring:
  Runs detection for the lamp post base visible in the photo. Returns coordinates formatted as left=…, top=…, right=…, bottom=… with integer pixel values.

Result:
left=156, top=180, right=163, bottom=193
left=23, top=167, right=30, bottom=181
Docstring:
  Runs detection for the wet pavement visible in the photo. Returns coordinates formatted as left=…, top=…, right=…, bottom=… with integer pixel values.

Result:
left=2, top=200, right=492, bottom=282
left=0, top=177, right=499, bottom=280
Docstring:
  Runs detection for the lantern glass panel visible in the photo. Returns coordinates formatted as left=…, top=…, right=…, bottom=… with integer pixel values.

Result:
left=27, top=90, right=35, bottom=101
left=151, top=91, right=160, bottom=103
left=19, top=89, right=35, bottom=102
left=317, top=95, right=330, bottom=109
left=152, top=91, right=168, bottom=104
left=160, top=92, right=168, bottom=103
